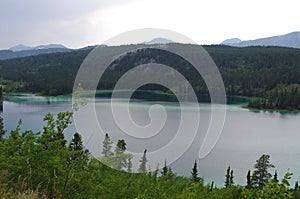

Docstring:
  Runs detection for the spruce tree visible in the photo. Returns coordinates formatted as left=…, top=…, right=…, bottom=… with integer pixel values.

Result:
left=161, top=160, right=168, bottom=176
left=190, top=160, right=200, bottom=183
left=252, top=154, right=275, bottom=188
left=102, top=133, right=113, bottom=157
left=0, top=116, right=5, bottom=140
left=230, top=169, right=234, bottom=186
left=115, top=139, right=126, bottom=154
left=295, top=181, right=299, bottom=191
left=246, top=170, right=252, bottom=189
left=115, top=139, right=127, bottom=170
left=272, top=170, right=279, bottom=183
left=138, top=149, right=148, bottom=173
left=225, top=166, right=231, bottom=188
left=69, top=132, right=83, bottom=151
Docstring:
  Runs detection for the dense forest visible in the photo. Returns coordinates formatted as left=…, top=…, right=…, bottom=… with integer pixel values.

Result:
left=1, top=44, right=300, bottom=109
left=1, top=111, right=300, bottom=199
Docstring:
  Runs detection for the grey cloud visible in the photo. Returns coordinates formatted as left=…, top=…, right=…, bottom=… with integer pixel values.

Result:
left=0, top=0, right=136, bottom=49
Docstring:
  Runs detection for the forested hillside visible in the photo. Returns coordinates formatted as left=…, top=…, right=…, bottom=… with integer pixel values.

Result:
left=1, top=44, right=300, bottom=109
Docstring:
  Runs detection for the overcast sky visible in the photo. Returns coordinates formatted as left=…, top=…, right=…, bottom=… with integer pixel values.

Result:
left=1, top=0, right=299, bottom=49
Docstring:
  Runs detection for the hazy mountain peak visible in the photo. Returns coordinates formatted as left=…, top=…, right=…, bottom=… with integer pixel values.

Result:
left=9, top=44, right=67, bottom=52
left=9, top=44, right=32, bottom=52
left=144, top=38, right=174, bottom=45
left=34, top=44, right=66, bottom=50
left=221, top=38, right=242, bottom=45
left=221, top=31, right=300, bottom=49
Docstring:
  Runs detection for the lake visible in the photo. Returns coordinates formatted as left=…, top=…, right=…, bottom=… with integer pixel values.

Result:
left=1, top=93, right=300, bottom=187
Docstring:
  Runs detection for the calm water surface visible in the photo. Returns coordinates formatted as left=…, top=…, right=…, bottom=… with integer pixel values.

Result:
left=1, top=94, right=300, bottom=187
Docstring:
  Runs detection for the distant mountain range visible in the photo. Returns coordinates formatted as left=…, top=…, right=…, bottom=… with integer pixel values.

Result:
left=1, top=32, right=300, bottom=61
left=0, top=44, right=73, bottom=60
left=9, top=44, right=67, bottom=52
left=221, top=31, right=300, bottom=48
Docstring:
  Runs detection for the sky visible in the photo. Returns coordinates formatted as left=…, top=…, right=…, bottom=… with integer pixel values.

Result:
left=1, top=0, right=300, bottom=49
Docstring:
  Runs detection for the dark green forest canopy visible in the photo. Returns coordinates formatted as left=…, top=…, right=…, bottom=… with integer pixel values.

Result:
left=0, top=44, right=300, bottom=99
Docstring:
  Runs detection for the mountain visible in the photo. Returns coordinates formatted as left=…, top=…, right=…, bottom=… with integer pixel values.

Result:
left=221, top=38, right=242, bottom=45
left=9, top=44, right=32, bottom=52
left=9, top=44, right=67, bottom=52
left=221, top=32, right=300, bottom=49
left=144, top=38, right=174, bottom=45
left=0, top=44, right=72, bottom=60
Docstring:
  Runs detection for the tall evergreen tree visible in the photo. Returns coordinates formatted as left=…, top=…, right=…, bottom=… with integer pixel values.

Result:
left=0, top=116, right=5, bottom=140
left=161, top=160, right=168, bottom=176
left=252, top=154, right=275, bottom=188
left=272, top=170, right=279, bottom=183
left=190, top=160, right=200, bottom=183
left=225, top=166, right=231, bottom=188
left=115, top=139, right=127, bottom=170
left=69, top=132, right=83, bottom=151
left=295, top=181, right=299, bottom=191
left=102, top=133, right=113, bottom=157
left=138, top=149, right=148, bottom=173
left=246, top=170, right=252, bottom=189
left=115, top=139, right=126, bottom=155
left=230, top=169, right=234, bottom=186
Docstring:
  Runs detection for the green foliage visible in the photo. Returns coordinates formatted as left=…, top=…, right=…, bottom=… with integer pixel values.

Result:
left=248, top=85, right=300, bottom=110
left=246, top=170, right=252, bottom=189
left=190, top=160, right=201, bottom=183
left=2, top=45, right=300, bottom=105
left=243, top=172, right=294, bottom=199
left=225, top=166, right=234, bottom=188
left=102, top=133, right=113, bottom=157
left=1, top=111, right=300, bottom=198
left=252, top=154, right=275, bottom=188
left=0, top=116, right=5, bottom=140
left=138, top=149, right=148, bottom=173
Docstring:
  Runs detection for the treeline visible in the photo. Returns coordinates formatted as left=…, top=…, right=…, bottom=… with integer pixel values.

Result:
left=1, top=44, right=300, bottom=99
left=248, top=85, right=300, bottom=110
left=1, top=111, right=300, bottom=198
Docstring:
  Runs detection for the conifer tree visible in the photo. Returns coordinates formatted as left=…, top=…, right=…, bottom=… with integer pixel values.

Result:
left=252, top=154, right=275, bottom=188
left=102, top=133, right=113, bottom=157
left=246, top=170, right=252, bottom=189
left=138, top=149, right=148, bottom=173
left=190, top=160, right=200, bottom=183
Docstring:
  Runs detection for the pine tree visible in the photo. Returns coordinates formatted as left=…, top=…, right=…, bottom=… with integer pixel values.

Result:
left=0, top=116, right=5, bottom=140
left=272, top=170, right=279, bottom=183
left=68, top=132, right=85, bottom=161
left=230, top=169, right=234, bottom=186
left=210, top=181, right=214, bottom=191
left=138, top=149, right=148, bottom=173
left=252, top=154, right=275, bottom=188
left=246, top=170, right=252, bottom=189
left=190, top=160, right=200, bottom=183
left=295, top=181, right=299, bottom=191
left=0, top=86, right=3, bottom=111
left=225, top=166, right=231, bottom=188
left=115, top=139, right=126, bottom=154
left=115, top=139, right=127, bottom=170
left=102, top=133, right=113, bottom=157
left=161, top=160, right=168, bottom=176
left=69, top=132, right=83, bottom=151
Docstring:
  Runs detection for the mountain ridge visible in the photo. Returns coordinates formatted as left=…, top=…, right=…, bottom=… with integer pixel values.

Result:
left=221, top=31, right=300, bottom=48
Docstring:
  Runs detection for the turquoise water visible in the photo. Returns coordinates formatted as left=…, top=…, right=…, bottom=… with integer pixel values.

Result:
left=1, top=93, right=300, bottom=187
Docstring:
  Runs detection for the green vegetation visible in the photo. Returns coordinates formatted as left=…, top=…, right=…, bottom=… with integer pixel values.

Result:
left=1, top=111, right=300, bottom=198
left=248, top=84, right=300, bottom=111
left=1, top=44, right=300, bottom=109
